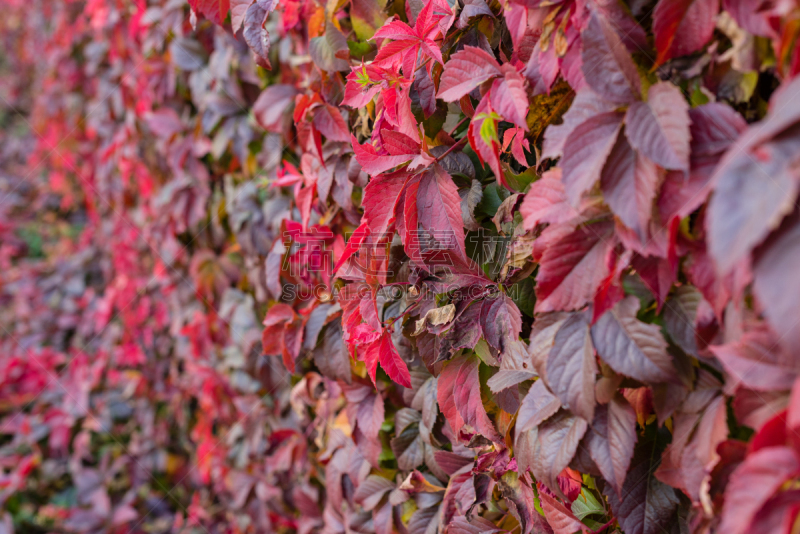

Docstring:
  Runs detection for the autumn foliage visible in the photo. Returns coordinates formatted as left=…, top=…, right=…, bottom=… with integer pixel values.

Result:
left=4, top=0, right=800, bottom=532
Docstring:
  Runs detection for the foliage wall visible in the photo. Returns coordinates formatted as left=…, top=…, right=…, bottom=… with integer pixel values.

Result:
left=3, top=0, right=800, bottom=533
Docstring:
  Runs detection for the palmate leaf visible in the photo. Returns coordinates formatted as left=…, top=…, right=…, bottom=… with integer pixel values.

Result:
left=359, top=331, right=412, bottom=388
left=489, top=65, right=529, bottom=130
left=26, top=0, right=800, bottom=531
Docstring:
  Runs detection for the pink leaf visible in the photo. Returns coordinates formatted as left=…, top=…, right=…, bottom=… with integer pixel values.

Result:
left=581, top=11, right=641, bottom=104
left=437, top=46, right=501, bottom=101
left=624, top=82, right=690, bottom=171
left=653, top=0, right=719, bottom=66
left=561, top=111, right=624, bottom=206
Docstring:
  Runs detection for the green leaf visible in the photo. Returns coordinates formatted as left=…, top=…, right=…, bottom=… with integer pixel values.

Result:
left=503, top=163, right=538, bottom=192
left=510, top=277, right=535, bottom=317
left=571, top=488, right=605, bottom=521
left=347, top=40, right=374, bottom=60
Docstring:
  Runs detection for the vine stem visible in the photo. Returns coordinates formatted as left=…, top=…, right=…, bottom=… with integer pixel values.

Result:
left=446, top=115, right=469, bottom=137
left=384, top=301, right=420, bottom=328
left=433, top=136, right=468, bottom=163
left=589, top=517, right=616, bottom=534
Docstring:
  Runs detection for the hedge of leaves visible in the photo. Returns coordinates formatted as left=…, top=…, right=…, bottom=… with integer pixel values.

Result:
left=4, top=0, right=800, bottom=533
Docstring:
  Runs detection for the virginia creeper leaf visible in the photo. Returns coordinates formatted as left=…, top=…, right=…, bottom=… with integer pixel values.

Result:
left=561, top=111, right=624, bottom=206
left=581, top=11, right=641, bottom=104
left=586, top=396, right=637, bottom=496
left=591, top=296, right=676, bottom=384
left=653, top=0, right=719, bottom=66
left=624, top=82, right=690, bottom=171
left=546, top=312, right=597, bottom=422
left=437, top=46, right=501, bottom=101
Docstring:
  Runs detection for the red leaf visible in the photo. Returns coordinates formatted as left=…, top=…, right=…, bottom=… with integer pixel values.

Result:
left=489, top=65, right=529, bottom=130
left=531, top=410, right=589, bottom=499
left=624, top=82, right=691, bottom=171
left=709, top=323, right=799, bottom=392
left=352, top=134, right=416, bottom=175
left=359, top=331, right=411, bottom=387
left=243, top=1, right=271, bottom=69
left=538, top=489, right=584, bottom=534
left=542, top=89, right=618, bottom=161
left=535, top=219, right=616, bottom=313
left=381, top=129, right=421, bottom=156
left=516, top=379, right=561, bottom=432
left=545, top=312, right=597, bottom=422
left=520, top=169, right=579, bottom=231
left=253, top=85, right=297, bottom=132
left=586, top=396, right=637, bottom=496
left=591, top=296, right=676, bottom=384
left=189, top=0, right=231, bottom=25
left=561, top=111, right=624, bottom=206
left=363, top=169, right=412, bottom=240
left=230, top=0, right=252, bottom=32
left=632, top=254, right=677, bottom=312
left=437, top=46, right=501, bottom=101
left=753, top=211, right=800, bottom=354
left=653, top=0, right=719, bottom=66
left=313, top=104, right=350, bottom=142
left=601, top=134, right=661, bottom=242
left=480, top=294, right=522, bottom=356
left=402, top=164, right=467, bottom=264
left=437, top=353, right=502, bottom=442
left=704, top=76, right=800, bottom=274
left=333, top=222, right=370, bottom=275
left=468, top=96, right=506, bottom=188
left=502, top=127, right=530, bottom=166
left=719, top=447, right=800, bottom=534
left=581, top=11, right=641, bottom=104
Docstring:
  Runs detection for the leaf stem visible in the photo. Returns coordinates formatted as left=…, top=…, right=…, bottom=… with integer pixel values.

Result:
left=589, top=517, right=616, bottom=534
left=433, top=137, right=468, bottom=163
left=447, top=116, right=469, bottom=137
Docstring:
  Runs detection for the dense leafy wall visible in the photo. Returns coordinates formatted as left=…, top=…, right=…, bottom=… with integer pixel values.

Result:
left=3, top=0, right=800, bottom=533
